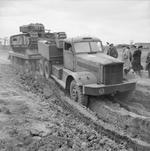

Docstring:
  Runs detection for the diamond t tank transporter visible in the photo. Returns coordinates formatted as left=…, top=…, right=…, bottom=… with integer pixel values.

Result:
left=9, top=23, right=136, bottom=106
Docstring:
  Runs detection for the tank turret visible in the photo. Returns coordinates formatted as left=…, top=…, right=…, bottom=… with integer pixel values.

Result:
left=20, top=23, right=45, bottom=34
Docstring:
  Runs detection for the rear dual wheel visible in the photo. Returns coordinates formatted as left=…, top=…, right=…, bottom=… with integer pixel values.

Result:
left=10, top=56, right=17, bottom=66
left=44, top=61, right=50, bottom=79
left=24, top=60, right=31, bottom=73
left=9, top=55, right=14, bottom=64
left=70, top=80, right=88, bottom=106
left=38, top=60, right=50, bottom=79
left=39, top=60, right=44, bottom=76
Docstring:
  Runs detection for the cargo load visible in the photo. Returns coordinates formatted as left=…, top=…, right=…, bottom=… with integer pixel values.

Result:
left=20, top=23, right=45, bottom=33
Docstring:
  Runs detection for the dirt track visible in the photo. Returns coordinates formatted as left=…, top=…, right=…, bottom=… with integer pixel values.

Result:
left=0, top=50, right=130, bottom=150
left=89, top=72, right=150, bottom=144
left=0, top=49, right=150, bottom=150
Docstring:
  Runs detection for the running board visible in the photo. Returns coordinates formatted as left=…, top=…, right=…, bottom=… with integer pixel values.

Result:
left=51, top=74, right=65, bottom=89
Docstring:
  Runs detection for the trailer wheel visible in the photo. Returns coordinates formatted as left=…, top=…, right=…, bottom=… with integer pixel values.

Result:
left=70, top=80, right=88, bottom=106
left=39, top=60, right=44, bottom=76
left=44, top=60, right=50, bottom=79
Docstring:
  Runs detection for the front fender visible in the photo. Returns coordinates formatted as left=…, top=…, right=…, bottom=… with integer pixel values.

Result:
left=69, top=71, right=97, bottom=86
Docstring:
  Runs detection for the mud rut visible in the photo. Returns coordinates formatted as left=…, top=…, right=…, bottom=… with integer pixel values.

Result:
left=17, top=70, right=150, bottom=150
left=0, top=50, right=150, bottom=151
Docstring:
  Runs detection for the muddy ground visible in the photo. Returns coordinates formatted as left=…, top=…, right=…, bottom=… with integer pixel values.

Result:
left=0, top=50, right=131, bottom=150
left=89, top=66, right=150, bottom=143
left=0, top=49, right=150, bottom=151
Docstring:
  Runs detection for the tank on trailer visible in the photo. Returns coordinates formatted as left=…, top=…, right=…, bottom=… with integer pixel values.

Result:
left=9, top=23, right=50, bottom=73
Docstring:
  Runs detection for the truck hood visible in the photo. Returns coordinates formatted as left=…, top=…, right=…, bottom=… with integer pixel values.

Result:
left=77, top=53, right=123, bottom=67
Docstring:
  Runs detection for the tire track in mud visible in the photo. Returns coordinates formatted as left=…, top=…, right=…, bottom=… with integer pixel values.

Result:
left=18, top=72, right=150, bottom=151
left=1, top=50, right=149, bottom=150
left=89, top=97, right=150, bottom=145
left=1, top=50, right=150, bottom=150
left=2, top=62, right=150, bottom=150
left=15, top=73, right=128, bottom=151
left=54, top=94, right=150, bottom=151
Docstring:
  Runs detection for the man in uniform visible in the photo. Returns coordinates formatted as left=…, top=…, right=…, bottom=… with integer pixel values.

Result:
left=107, top=43, right=118, bottom=58
left=146, top=51, right=150, bottom=78
left=132, top=45, right=143, bottom=77
left=121, top=46, right=132, bottom=76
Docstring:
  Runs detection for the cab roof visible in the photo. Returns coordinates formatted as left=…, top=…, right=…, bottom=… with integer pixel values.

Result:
left=64, top=36, right=101, bottom=43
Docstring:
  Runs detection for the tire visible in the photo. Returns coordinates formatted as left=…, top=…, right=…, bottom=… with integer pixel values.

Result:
left=70, top=80, right=88, bottom=106
left=10, top=55, right=14, bottom=64
left=31, top=61, right=36, bottom=72
left=44, top=60, right=50, bottom=79
left=24, top=60, right=31, bottom=73
left=12, top=56, right=17, bottom=66
left=39, top=60, right=44, bottom=76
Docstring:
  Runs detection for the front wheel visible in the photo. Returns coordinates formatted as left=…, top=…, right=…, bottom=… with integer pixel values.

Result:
left=70, top=80, right=88, bottom=106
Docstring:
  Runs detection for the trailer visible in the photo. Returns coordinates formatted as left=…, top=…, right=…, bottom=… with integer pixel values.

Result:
left=9, top=23, right=54, bottom=72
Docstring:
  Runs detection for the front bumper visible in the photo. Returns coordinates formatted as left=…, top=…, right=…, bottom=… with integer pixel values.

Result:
left=83, top=80, right=136, bottom=96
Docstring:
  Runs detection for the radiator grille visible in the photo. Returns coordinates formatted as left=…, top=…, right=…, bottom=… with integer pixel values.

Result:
left=103, top=63, right=123, bottom=85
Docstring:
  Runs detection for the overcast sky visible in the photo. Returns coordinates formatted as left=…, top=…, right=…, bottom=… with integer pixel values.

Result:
left=0, top=0, right=150, bottom=44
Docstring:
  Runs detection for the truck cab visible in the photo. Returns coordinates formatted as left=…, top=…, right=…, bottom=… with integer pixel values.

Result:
left=63, top=37, right=103, bottom=71
left=38, top=36, right=136, bottom=106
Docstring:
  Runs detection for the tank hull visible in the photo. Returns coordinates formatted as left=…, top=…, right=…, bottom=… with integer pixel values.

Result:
left=9, top=51, right=41, bottom=73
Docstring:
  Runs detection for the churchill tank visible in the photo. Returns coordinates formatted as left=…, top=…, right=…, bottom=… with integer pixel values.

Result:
left=9, top=23, right=53, bottom=72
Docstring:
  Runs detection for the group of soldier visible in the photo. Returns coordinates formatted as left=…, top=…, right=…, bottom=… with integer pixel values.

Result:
left=106, top=43, right=150, bottom=78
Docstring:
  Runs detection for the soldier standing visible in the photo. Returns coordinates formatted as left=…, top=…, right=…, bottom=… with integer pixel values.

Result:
left=122, top=46, right=132, bottom=76
left=146, top=51, right=150, bottom=78
left=129, top=45, right=136, bottom=61
left=132, top=45, right=143, bottom=77
left=107, top=43, right=118, bottom=58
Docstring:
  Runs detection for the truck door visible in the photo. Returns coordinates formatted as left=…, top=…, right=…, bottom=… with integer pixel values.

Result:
left=63, top=42, right=74, bottom=71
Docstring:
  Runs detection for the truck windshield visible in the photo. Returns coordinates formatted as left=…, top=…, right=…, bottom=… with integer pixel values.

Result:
left=74, top=41, right=103, bottom=53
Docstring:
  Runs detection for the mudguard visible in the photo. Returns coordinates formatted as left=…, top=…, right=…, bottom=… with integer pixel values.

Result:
left=64, top=70, right=97, bottom=86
